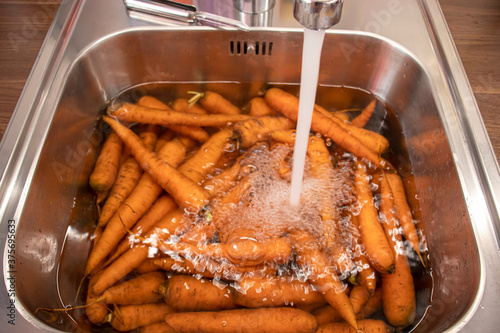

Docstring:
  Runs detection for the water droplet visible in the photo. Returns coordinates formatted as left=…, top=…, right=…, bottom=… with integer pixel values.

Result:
left=222, top=321, right=227, bottom=327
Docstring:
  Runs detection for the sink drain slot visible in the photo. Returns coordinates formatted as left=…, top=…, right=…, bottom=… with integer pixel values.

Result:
left=230, top=40, right=273, bottom=56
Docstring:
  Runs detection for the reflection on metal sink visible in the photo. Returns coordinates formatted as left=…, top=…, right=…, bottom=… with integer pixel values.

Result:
left=0, top=0, right=499, bottom=332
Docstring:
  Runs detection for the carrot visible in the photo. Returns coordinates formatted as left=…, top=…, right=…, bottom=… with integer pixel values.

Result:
left=264, top=87, right=381, bottom=166
left=234, top=116, right=296, bottom=148
left=109, top=102, right=251, bottom=127
left=188, top=90, right=241, bottom=115
left=103, top=116, right=211, bottom=212
left=349, top=213, right=377, bottom=294
left=89, top=131, right=122, bottom=199
left=234, top=276, right=324, bottom=308
left=160, top=274, right=236, bottom=311
left=378, top=172, right=416, bottom=328
left=202, top=161, right=242, bottom=197
left=361, top=287, right=383, bottom=320
left=140, top=322, right=177, bottom=333
left=290, top=231, right=358, bottom=331
left=351, top=99, right=376, bottom=128
left=177, top=128, right=235, bottom=184
left=247, top=96, right=277, bottom=116
left=95, top=271, right=166, bottom=305
left=171, top=97, right=208, bottom=115
left=136, top=258, right=161, bottom=274
left=353, top=161, right=395, bottom=274
left=348, top=284, right=371, bottom=316
left=85, top=271, right=109, bottom=325
left=97, top=156, right=143, bottom=227
left=107, top=302, right=173, bottom=331
left=385, top=171, right=424, bottom=265
left=270, top=129, right=296, bottom=144
left=158, top=235, right=293, bottom=268
left=163, top=307, right=318, bottom=333
left=85, top=137, right=187, bottom=276
left=316, top=319, right=394, bottom=333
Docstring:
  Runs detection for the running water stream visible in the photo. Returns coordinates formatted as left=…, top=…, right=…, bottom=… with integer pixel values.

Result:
left=289, top=28, right=326, bottom=206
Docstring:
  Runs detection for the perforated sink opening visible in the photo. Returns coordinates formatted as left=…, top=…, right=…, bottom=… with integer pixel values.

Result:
left=230, top=40, right=273, bottom=56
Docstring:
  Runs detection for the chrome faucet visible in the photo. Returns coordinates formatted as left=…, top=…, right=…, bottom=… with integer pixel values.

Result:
left=293, top=0, right=343, bottom=30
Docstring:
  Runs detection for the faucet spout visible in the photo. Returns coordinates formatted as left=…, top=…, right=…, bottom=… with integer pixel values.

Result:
left=293, top=0, right=343, bottom=30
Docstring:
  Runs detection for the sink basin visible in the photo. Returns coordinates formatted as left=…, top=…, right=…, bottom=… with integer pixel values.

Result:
left=1, top=0, right=499, bottom=332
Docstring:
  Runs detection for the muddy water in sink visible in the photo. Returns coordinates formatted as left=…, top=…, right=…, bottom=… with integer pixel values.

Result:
left=49, top=82, right=433, bottom=332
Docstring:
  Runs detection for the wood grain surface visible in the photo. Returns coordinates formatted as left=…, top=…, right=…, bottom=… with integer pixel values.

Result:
left=1, top=0, right=499, bottom=161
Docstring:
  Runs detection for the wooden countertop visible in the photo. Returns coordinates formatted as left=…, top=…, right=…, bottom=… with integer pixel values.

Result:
left=1, top=0, right=499, bottom=162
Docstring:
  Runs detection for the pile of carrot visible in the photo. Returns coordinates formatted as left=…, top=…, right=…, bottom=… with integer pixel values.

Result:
left=73, top=87, right=427, bottom=332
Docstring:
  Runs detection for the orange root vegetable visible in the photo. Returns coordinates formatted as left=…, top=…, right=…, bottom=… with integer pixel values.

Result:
left=163, top=307, right=318, bottom=333
left=361, top=287, right=383, bottom=320
left=316, top=319, right=394, bottom=333
left=139, top=95, right=210, bottom=143
left=312, top=304, right=341, bottom=326
left=234, top=276, right=324, bottom=308
left=172, top=97, right=208, bottom=115
left=89, top=131, right=123, bottom=197
left=96, top=271, right=166, bottom=305
left=351, top=99, right=376, bottom=128
left=108, top=302, right=173, bottom=332
left=109, top=102, right=251, bottom=127
left=247, top=96, right=278, bottom=116
left=140, top=322, right=177, bottom=333
left=349, top=213, right=377, bottom=294
left=85, top=272, right=109, bottom=325
left=202, top=162, right=242, bottom=197
left=379, top=172, right=416, bottom=328
left=353, top=161, right=395, bottom=274
left=158, top=236, right=293, bottom=268
left=160, top=275, right=236, bottom=311
left=270, top=129, right=296, bottom=144
left=264, top=87, right=381, bottom=166
left=98, top=156, right=143, bottom=227
left=103, top=116, right=211, bottom=212
left=177, top=128, right=235, bottom=184
left=348, top=284, right=371, bottom=316
left=233, top=116, right=296, bottom=148
left=85, top=138, right=187, bottom=276
left=136, top=258, right=161, bottom=274
left=189, top=90, right=241, bottom=115
left=385, top=171, right=423, bottom=265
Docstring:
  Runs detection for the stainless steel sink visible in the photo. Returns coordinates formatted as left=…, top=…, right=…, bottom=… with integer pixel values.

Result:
left=1, top=0, right=499, bottom=332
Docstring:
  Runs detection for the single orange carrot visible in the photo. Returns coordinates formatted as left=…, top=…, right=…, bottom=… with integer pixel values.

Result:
left=85, top=271, right=109, bottom=325
left=109, top=102, right=251, bottom=127
left=171, top=97, right=208, bottom=115
left=247, top=96, right=278, bottom=116
left=160, top=274, right=236, bottom=312
left=188, top=90, right=241, bottom=115
left=89, top=131, right=123, bottom=198
left=353, top=161, right=395, bottom=274
left=234, top=275, right=324, bottom=308
left=352, top=99, right=376, bottom=128
left=349, top=213, right=377, bottom=295
left=163, top=307, right=318, bottom=333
